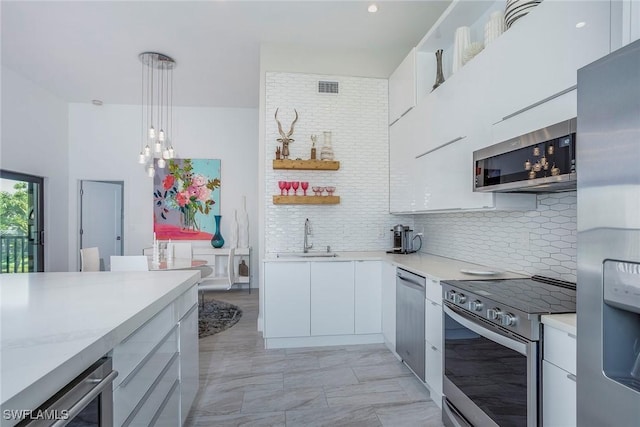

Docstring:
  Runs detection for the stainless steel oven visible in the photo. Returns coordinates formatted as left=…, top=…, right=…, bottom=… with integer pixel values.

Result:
left=442, top=303, right=537, bottom=427
left=441, top=277, right=576, bottom=427
left=19, top=357, right=118, bottom=427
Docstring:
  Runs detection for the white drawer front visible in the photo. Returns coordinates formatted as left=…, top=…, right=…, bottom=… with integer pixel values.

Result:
left=425, top=299, right=442, bottom=350
left=425, top=278, right=441, bottom=303
left=175, top=285, right=198, bottom=320
left=114, top=327, right=178, bottom=426
left=542, top=360, right=576, bottom=427
left=113, top=303, right=175, bottom=387
left=425, top=343, right=443, bottom=397
left=152, top=376, right=181, bottom=427
left=544, top=325, right=576, bottom=375
left=126, top=354, right=180, bottom=427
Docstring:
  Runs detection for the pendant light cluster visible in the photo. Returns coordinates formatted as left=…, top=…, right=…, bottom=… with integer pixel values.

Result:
left=138, top=52, right=177, bottom=177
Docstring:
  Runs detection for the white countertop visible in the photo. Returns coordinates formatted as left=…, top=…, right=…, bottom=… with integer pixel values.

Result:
left=265, top=251, right=527, bottom=281
left=542, top=313, right=577, bottom=335
left=0, top=271, right=199, bottom=414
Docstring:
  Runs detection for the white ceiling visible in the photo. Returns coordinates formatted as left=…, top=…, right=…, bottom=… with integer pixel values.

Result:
left=1, top=1, right=451, bottom=108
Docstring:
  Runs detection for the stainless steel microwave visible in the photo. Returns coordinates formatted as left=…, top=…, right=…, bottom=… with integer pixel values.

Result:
left=474, top=118, right=576, bottom=193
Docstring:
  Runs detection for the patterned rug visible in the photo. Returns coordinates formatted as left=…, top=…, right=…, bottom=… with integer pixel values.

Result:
left=198, top=299, right=242, bottom=339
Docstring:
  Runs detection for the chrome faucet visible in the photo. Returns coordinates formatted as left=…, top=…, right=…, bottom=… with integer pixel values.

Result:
left=304, top=218, right=313, bottom=253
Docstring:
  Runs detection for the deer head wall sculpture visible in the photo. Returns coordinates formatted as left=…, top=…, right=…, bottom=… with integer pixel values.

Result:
left=274, top=108, right=298, bottom=159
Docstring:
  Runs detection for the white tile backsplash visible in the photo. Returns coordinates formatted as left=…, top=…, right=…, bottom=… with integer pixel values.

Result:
left=414, top=192, right=577, bottom=282
left=265, top=72, right=390, bottom=253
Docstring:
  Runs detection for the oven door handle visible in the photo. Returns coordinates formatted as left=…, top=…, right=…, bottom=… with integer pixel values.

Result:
left=444, top=305, right=527, bottom=356
left=51, top=369, right=118, bottom=427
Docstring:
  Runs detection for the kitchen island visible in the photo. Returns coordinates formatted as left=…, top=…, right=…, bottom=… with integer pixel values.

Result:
left=0, top=271, right=200, bottom=426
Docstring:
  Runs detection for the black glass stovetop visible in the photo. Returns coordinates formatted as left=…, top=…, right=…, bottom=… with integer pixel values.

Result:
left=443, top=275, right=576, bottom=314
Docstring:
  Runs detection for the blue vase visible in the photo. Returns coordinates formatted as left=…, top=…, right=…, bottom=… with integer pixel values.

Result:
left=211, top=215, right=225, bottom=248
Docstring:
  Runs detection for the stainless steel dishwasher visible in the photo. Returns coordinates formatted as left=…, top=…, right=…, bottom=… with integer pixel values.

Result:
left=396, top=267, right=426, bottom=381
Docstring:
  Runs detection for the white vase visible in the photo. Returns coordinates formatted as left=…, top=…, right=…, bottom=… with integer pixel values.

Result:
left=452, top=26, right=471, bottom=74
left=229, top=209, right=238, bottom=249
left=320, top=131, right=334, bottom=160
left=238, top=196, right=249, bottom=248
left=484, top=10, right=505, bottom=46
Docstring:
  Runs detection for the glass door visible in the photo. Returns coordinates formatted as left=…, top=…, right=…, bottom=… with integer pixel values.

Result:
left=0, top=170, right=44, bottom=273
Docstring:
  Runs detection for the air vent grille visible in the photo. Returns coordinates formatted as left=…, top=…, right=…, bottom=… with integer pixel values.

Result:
left=318, top=81, right=339, bottom=94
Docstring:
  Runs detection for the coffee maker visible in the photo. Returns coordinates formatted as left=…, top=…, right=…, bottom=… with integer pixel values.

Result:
left=388, top=224, right=418, bottom=254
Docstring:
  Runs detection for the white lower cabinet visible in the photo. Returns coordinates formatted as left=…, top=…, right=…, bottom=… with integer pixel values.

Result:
left=543, top=360, right=576, bottom=427
left=543, top=324, right=577, bottom=427
left=112, top=285, right=198, bottom=427
left=425, top=279, right=443, bottom=407
left=381, top=262, right=397, bottom=352
left=264, top=262, right=311, bottom=338
left=354, top=261, right=382, bottom=334
left=425, top=343, right=443, bottom=405
left=263, top=260, right=385, bottom=347
left=311, top=262, right=355, bottom=336
left=179, top=304, right=198, bottom=425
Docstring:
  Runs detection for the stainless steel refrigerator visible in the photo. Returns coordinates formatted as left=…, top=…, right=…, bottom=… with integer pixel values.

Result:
left=577, top=39, right=640, bottom=426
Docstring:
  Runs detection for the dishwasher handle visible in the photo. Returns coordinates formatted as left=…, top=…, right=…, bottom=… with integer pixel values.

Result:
left=397, top=273, right=425, bottom=291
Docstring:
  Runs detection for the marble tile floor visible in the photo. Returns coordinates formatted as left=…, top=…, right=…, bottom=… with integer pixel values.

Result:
left=186, top=290, right=445, bottom=427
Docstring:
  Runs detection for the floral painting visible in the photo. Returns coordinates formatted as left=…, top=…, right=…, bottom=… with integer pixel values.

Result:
left=153, top=158, right=221, bottom=240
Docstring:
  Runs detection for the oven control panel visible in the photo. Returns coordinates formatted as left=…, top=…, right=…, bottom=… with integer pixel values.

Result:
left=443, top=283, right=538, bottom=340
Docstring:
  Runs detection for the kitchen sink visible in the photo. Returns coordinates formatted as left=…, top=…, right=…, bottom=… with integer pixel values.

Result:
left=276, top=252, right=339, bottom=258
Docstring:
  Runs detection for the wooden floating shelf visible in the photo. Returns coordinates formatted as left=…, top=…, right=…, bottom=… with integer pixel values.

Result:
left=273, top=159, right=340, bottom=170
left=273, top=195, right=340, bottom=205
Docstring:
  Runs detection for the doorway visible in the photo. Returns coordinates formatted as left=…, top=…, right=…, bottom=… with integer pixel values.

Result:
left=80, top=180, right=124, bottom=271
left=0, top=170, right=44, bottom=273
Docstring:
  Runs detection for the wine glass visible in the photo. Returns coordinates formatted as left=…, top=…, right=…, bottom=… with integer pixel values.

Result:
left=284, top=181, right=292, bottom=195
left=291, top=181, right=300, bottom=196
left=326, top=186, right=336, bottom=196
left=312, top=186, right=321, bottom=196
left=301, top=182, right=309, bottom=196
left=278, top=181, right=286, bottom=196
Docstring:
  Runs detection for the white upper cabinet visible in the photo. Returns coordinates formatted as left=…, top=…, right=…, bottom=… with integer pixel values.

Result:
left=389, top=106, right=418, bottom=213
left=389, top=49, right=417, bottom=125
left=610, top=0, right=639, bottom=51
left=388, top=0, right=611, bottom=213
left=487, top=0, right=611, bottom=125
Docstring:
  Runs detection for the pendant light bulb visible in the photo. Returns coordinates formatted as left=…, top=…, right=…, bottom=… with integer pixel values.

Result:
left=148, top=126, right=156, bottom=139
left=138, top=152, right=146, bottom=164
left=158, top=129, right=165, bottom=142
left=162, top=149, right=170, bottom=159
left=168, top=146, right=175, bottom=158
left=147, top=165, right=155, bottom=177
left=154, top=140, right=162, bottom=153
left=144, top=144, right=151, bottom=156
left=157, top=158, right=166, bottom=168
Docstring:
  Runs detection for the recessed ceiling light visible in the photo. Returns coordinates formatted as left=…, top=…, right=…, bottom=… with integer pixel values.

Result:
left=368, top=4, right=378, bottom=13
left=576, top=21, right=586, bottom=28
left=92, top=99, right=103, bottom=106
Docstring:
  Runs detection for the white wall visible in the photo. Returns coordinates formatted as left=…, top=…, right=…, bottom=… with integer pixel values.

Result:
left=414, top=192, right=577, bottom=283
left=1, top=66, right=69, bottom=272
left=67, top=104, right=259, bottom=283
left=264, top=72, right=389, bottom=253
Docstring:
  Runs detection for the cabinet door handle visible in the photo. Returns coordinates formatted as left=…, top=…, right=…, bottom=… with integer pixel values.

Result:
left=501, top=85, right=576, bottom=121
left=566, top=373, right=577, bottom=382
left=415, top=136, right=465, bottom=159
left=400, top=106, right=413, bottom=118
left=431, top=301, right=438, bottom=306
left=568, top=332, right=577, bottom=339
left=431, top=345, right=438, bottom=351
